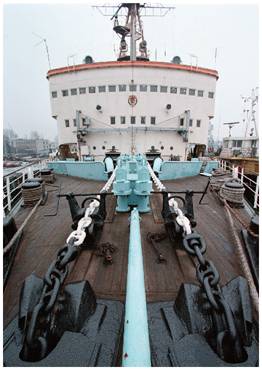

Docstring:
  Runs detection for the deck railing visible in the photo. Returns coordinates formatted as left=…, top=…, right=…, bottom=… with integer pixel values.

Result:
left=220, top=160, right=259, bottom=210
left=3, top=160, right=47, bottom=216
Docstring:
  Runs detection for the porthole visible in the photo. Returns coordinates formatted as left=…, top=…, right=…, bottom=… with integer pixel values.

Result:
left=161, top=146, right=164, bottom=150
left=102, top=146, right=105, bottom=150
left=93, top=146, right=96, bottom=150
left=170, top=146, right=173, bottom=150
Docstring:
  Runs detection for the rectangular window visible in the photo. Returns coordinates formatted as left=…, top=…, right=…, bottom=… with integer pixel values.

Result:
left=110, top=116, right=116, bottom=125
left=189, top=89, right=196, bottom=96
left=141, top=116, right=146, bottom=124
left=189, top=119, right=193, bottom=127
left=79, top=87, right=86, bottom=94
left=65, top=119, right=70, bottom=127
left=233, top=140, right=242, bottom=148
left=121, top=116, right=126, bottom=124
left=140, top=84, right=147, bottom=92
left=160, top=86, right=168, bottom=93
left=180, top=118, right=184, bottom=126
left=208, top=91, right=214, bottom=98
left=51, top=91, right=57, bottom=98
left=119, top=84, right=126, bottom=92
left=197, top=90, right=204, bottom=97
left=129, top=84, right=137, bottom=92
left=131, top=116, right=136, bottom=124
left=109, top=85, right=116, bottom=92
left=170, top=86, right=177, bottom=94
left=82, top=118, right=87, bottom=126
left=98, top=85, right=106, bottom=93
left=62, top=90, right=68, bottom=97
left=150, top=85, right=158, bottom=92
left=89, top=86, right=96, bottom=93
left=73, top=119, right=77, bottom=127
left=196, top=119, right=201, bottom=127
left=150, top=116, right=156, bottom=125
left=71, top=88, right=77, bottom=96
left=180, top=87, right=187, bottom=95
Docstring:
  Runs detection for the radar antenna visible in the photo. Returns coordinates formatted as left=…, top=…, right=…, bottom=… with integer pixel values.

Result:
left=223, top=122, right=239, bottom=137
left=93, top=3, right=175, bottom=61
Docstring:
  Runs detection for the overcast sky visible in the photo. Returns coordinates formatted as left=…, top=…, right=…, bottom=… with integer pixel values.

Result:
left=4, top=2, right=259, bottom=141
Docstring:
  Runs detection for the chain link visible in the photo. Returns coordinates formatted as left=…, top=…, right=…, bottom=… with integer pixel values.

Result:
left=181, top=231, right=242, bottom=359
left=22, top=172, right=116, bottom=359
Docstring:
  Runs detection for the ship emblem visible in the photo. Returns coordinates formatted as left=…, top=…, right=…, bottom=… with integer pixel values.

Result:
left=128, top=95, right=138, bottom=106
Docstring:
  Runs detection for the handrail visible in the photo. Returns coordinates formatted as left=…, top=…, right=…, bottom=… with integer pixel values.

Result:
left=220, top=160, right=259, bottom=209
left=3, top=160, right=46, bottom=215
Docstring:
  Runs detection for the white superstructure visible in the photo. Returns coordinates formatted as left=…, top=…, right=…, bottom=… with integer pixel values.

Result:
left=47, top=4, right=218, bottom=160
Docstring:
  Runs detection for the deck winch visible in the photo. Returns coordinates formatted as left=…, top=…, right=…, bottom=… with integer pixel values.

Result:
left=113, top=154, right=152, bottom=212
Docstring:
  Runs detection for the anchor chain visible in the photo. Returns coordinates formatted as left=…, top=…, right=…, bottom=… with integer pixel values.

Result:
left=22, top=171, right=116, bottom=360
left=182, top=232, right=245, bottom=362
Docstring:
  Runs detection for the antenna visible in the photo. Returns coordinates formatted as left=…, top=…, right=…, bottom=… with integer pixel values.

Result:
left=223, top=122, right=239, bottom=137
left=33, top=32, right=51, bottom=70
left=93, top=3, right=175, bottom=61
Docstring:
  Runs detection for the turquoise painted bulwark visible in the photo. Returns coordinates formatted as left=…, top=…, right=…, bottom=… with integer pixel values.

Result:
left=204, top=160, right=219, bottom=174
left=47, top=161, right=107, bottom=181
left=159, top=161, right=203, bottom=180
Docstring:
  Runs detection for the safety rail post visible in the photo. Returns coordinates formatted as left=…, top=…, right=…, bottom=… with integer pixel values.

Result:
left=240, top=167, right=244, bottom=184
left=254, top=176, right=259, bottom=209
left=122, top=208, right=151, bottom=367
left=6, top=176, right=11, bottom=212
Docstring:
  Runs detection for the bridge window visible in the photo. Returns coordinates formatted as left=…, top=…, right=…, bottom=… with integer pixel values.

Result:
left=189, top=119, right=193, bottom=127
left=150, top=85, right=158, bottom=92
left=180, top=118, right=184, bottom=126
left=62, top=89, right=68, bottom=97
left=71, top=88, right=77, bottom=95
left=51, top=91, right=57, bottom=98
left=197, top=90, right=204, bottom=97
left=65, top=119, right=70, bottom=127
left=110, top=116, right=116, bottom=125
left=189, top=89, right=196, bottom=96
left=140, top=84, right=147, bottom=92
left=98, top=85, right=106, bottom=93
left=89, top=86, right=96, bottom=93
left=196, top=119, right=201, bottom=127
left=180, top=87, right=187, bottom=95
left=150, top=116, right=156, bottom=125
left=79, top=87, right=86, bottom=94
left=170, top=86, right=177, bottom=94
left=208, top=91, right=214, bottom=98
left=73, top=119, right=77, bottom=127
left=160, top=86, right=168, bottom=93
left=233, top=140, right=242, bottom=148
left=141, top=116, right=146, bottom=124
left=131, top=116, right=136, bottom=124
left=109, top=85, right=116, bottom=92
left=129, top=84, right=137, bottom=92
left=121, top=116, right=126, bottom=124
left=119, top=84, right=126, bottom=92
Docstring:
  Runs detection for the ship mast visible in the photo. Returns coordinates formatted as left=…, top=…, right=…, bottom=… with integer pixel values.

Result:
left=94, top=3, right=175, bottom=61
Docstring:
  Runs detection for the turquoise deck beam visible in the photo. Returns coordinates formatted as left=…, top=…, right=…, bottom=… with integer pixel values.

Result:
left=122, top=208, right=151, bottom=367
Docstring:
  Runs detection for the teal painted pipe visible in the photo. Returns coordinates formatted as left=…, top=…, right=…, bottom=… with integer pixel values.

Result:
left=122, top=208, right=151, bottom=367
